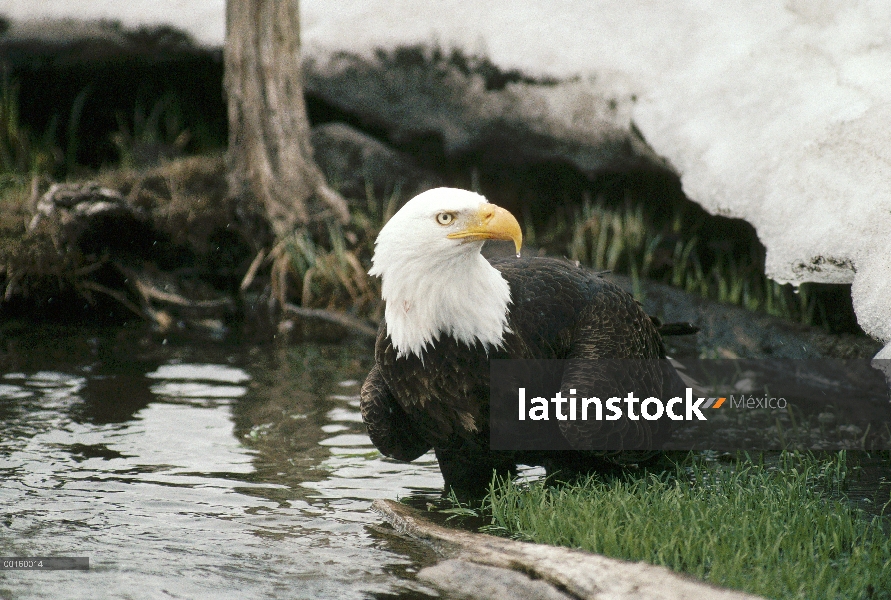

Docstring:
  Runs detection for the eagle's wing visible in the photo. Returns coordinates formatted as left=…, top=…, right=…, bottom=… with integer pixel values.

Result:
left=360, top=363, right=432, bottom=461
left=557, top=279, right=679, bottom=454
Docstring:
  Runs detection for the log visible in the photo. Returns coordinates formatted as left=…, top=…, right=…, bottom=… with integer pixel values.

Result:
left=372, top=499, right=763, bottom=600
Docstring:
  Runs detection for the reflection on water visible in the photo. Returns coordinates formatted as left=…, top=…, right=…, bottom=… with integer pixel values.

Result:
left=0, top=325, right=442, bottom=599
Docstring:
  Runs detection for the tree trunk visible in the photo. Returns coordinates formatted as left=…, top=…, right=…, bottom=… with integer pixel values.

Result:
left=224, top=0, right=349, bottom=238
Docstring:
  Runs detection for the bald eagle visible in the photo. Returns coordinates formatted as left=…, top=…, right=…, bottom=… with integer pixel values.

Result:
left=360, top=188, right=681, bottom=493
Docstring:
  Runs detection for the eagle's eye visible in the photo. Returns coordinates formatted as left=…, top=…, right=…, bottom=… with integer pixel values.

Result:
left=436, top=212, right=455, bottom=225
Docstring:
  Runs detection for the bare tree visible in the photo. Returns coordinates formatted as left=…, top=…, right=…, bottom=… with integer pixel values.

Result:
left=224, top=0, right=348, bottom=238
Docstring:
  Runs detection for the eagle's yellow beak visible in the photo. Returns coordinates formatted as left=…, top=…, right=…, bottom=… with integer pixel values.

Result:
left=446, top=204, right=523, bottom=255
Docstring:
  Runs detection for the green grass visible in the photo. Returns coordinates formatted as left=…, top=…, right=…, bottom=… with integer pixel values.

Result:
left=0, top=78, right=60, bottom=179
left=275, top=187, right=835, bottom=329
left=271, top=181, right=397, bottom=319
left=110, top=94, right=206, bottom=169
left=461, top=453, right=891, bottom=599
left=546, top=197, right=823, bottom=327
left=268, top=184, right=847, bottom=331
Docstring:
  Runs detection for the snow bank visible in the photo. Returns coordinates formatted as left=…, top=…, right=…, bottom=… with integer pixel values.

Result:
left=302, top=1, right=891, bottom=354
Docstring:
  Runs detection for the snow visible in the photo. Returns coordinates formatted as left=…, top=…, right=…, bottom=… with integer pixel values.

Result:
left=300, top=1, right=891, bottom=354
left=2, top=1, right=889, bottom=353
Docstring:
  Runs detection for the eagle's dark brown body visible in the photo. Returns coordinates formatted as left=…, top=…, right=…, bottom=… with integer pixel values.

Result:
left=360, top=256, right=673, bottom=493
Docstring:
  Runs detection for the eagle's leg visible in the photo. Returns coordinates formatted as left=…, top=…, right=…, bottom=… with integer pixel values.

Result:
left=360, top=365, right=431, bottom=462
left=434, top=446, right=516, bottom=498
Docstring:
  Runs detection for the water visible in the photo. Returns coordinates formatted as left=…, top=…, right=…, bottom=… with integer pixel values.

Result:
left=0, top=325, right=444, bottom=599
left=2, top=325, right=888, bottom=599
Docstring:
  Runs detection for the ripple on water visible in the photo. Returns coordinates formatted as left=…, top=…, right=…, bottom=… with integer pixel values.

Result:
left=0, top=331, right=442, bottom=599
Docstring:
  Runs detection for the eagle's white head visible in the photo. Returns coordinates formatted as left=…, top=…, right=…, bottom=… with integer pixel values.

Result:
left=369, top=188, right=523, bottom=359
